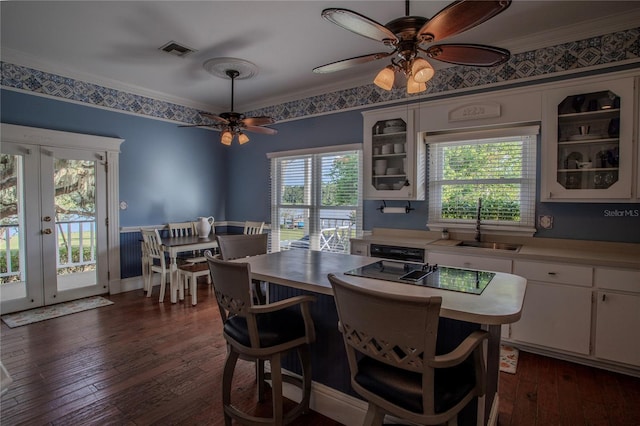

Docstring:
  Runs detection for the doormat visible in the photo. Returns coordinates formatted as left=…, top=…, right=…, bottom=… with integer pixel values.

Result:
left=1, top=296, right=113, bottom=328
left=500, top=345, right=519, bottom=374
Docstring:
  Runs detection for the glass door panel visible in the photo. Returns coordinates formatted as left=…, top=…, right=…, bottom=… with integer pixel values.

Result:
left=0, top=143, right=107, bottom=313
left=41, top=147, right=107, bottom=305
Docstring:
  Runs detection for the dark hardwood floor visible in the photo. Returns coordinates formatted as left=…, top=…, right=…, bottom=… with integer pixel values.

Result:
left=1, top=283, right=639, bottom=425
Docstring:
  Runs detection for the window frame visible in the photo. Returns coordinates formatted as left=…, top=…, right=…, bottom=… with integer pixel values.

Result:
left=426, top=125, right=539, bottom=236
left=268, top=144, right=363, bottom=253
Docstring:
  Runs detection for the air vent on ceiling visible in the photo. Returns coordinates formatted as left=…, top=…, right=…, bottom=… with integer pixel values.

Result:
left=159, top=41, right=196, bottom=57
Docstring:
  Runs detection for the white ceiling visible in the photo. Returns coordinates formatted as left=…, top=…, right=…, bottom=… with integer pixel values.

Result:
left=2, top=1, right=640, bottom=115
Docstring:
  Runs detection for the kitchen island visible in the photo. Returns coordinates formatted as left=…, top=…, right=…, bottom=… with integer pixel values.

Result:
left=238, top=249, right=527, bottom=425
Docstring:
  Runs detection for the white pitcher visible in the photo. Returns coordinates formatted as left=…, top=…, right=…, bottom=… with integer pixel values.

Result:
left=195, top=216, right=214, bottom=238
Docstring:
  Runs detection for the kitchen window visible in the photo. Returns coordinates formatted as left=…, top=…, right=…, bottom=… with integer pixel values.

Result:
left=268, top=144, right=362, bottom=253
left=426, top=125, right=539, bottom=235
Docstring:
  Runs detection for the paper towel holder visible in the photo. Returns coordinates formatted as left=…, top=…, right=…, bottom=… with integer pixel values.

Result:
left=377, top=200, right=414, bottom=214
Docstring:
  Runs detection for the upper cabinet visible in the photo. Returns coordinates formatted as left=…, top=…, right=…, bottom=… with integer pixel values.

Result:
left=541, top=77, right=636, bottom=202
left=362, top=105, right=425, bottom=200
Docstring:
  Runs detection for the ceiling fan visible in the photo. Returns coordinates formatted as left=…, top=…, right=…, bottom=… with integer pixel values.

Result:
left=313, top=0, right=512, bottom=94
left=181, top=67, right=277, bottom=145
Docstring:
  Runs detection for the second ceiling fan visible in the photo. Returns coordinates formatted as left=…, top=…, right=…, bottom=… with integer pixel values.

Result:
left=313, top=0, right=512, bottom=94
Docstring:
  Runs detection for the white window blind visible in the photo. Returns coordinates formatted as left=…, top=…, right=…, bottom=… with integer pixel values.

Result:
left=427, top=125, right=538, bottom=233
left=269, top=145, right=362, bottom=253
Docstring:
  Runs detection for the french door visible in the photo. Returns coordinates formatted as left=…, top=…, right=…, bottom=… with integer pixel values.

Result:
left=1, top=142, right=108, bottom=314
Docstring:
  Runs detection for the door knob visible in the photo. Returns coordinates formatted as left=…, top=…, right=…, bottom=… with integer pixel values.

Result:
left=43, top=228, right=52, bottom=235
left=43, top=216, right=52, bottom=222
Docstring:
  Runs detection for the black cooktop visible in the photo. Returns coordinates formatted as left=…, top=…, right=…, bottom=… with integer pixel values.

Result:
left=344, top=260, right=495, bottom=295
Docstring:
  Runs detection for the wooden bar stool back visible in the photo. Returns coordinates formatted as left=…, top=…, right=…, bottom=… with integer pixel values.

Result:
left=328, top=273, right=488, bottom=426
left=205, top=252, right=316, bottom=426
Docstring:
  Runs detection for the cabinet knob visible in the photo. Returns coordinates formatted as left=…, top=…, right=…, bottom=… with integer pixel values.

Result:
left=602, top=294, right=607, bottom=302
left=547, top=272, right=557, bottom=275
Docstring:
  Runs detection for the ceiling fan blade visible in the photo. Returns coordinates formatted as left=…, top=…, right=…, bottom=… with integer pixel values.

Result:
left=178, top=124, right=222, bottom=132
left=424, top=44, right=510, bottom=66
left=418, top=0, right=512, bottom=42
left=313, top=51, right=394, bottom=74
left=244, top=126, right=278, bottom=135
left=243, top=116, right=275, bottom=126
left=201, top=113, right=229, bottom=124
left=321, top=8, right=398, bottom=43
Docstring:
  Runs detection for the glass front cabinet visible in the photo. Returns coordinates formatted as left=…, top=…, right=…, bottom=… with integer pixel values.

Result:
left=541, top=77, right=635, bottom=201
left=362, top=105, right=426, bottom=200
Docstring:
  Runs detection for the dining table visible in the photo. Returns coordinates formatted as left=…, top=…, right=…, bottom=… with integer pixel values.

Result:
left=161, top=234, right=218, bottom=303
left=236, top=248, right=527, bottom=426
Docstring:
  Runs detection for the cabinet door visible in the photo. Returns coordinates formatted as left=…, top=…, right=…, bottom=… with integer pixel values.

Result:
left=427, top=251, right=512, bottom=273
left=541, top=77, right=634, bottom=201
left=350, top=242, right=368, bottom=256
left=595, top=292, right=640, bottom=366
left=510, top=281, right=592, bottom=354
left=362, top=106, right=425, bottom=200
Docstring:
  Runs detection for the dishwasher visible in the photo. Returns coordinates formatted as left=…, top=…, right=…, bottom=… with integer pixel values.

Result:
left=369, top=243, right=425, bottom=264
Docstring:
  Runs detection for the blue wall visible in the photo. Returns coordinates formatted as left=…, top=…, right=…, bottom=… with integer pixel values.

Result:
left=2, top=88, right=639, bottom=243
left=1, top=89, right=227, bottom=227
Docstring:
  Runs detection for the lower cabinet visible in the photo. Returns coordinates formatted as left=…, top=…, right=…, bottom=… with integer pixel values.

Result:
left=510, top=281, right=592, bottom=354
left=350, top=241, right=368, bottom=256
left=593, top=267, right=640, bottom=366
left=594, top=291, right=640, bottom=366
left=509, top=260, right=593, bottom=355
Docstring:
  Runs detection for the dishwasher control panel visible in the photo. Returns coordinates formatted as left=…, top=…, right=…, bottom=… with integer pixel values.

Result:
left=369, top=244, right=425, bottom=263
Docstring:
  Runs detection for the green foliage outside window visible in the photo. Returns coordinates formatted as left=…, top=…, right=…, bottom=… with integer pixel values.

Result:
left=440, top=141, right=523, bottom=222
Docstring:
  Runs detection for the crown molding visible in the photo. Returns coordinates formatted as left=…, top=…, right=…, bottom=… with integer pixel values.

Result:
left=1, top=48, right=217, bottom=113
left=501, top=9, right=640, bottom=53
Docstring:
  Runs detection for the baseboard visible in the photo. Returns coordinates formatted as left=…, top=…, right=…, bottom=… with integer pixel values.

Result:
left=117, top=276, right=145, bottom=294
left=503, top=340, right=640, bottom=378
left=281, top=374, right=367, bottom=425
left=487, top=393, right=499, bottom=426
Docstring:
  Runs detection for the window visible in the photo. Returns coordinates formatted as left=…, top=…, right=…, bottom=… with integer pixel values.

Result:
left=268, top=144, right=362, bottom=253
left=427, top=125, right=538, bottom=234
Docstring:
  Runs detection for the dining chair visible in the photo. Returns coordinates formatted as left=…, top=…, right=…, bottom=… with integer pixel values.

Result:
left=178, top=261, right=209, bottom=305
left=216, top=233, right=268, bottom=304
left=167, top=221, right=209, bottom=265
left=140, top=228, right=170, bottom=302
left=328, top=273, right=488, bottom=426
left=204, top=252, right=316, bottom=426
left=243, top=221, right=265, bottom=235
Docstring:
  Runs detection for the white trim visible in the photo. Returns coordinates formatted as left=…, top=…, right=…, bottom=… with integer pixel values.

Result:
left=281, top=375, right=368, bottom=426
left=1, top=123, right=124, bottom=296
left=425, top=125, right=540, bottom=143
left=266, top=143, right=362, bottom=159
left=2, top=48, right=217, bottom=113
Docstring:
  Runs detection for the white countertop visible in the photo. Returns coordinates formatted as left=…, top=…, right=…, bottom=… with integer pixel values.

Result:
left=240, top=249, right=526, bottom=326
left=352, top=228, right=640, bottom=269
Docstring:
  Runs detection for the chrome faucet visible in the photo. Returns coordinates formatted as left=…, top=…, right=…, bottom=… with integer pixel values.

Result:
left=475, top=198, right=482, bottom=242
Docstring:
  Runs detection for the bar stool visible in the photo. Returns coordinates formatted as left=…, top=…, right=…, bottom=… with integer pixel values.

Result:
left=328, top=273, right=488, bottom=426
left=205, top=251, right=316, bottom=426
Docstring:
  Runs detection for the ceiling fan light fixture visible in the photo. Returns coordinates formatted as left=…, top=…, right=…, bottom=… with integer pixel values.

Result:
left=220, top=130, right=234, bottom=145
left=373, top=65, right=395, bottom=91
left=238, top=132, right=250, bottom=144
left=406, top=75, right=427, bottom=94
left=411, top=57, right=434, bottom=83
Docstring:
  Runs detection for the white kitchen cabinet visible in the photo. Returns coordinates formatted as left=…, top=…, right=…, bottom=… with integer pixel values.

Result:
left=362, top=105, right=426, bottom=200
left=540, top=77, right=636, bottom=201
left=427, top=251, right=512, bottom=273
left=350, top=241, right=368, bottom=256
left=593, top=267, right=640, bottom=367
left=594, top=291, right=640, bottom=366
left=509, top=260, right=593, bottom=354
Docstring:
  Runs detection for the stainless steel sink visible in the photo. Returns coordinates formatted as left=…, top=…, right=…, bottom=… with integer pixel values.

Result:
left=457, top=241, right=522, bottom=251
